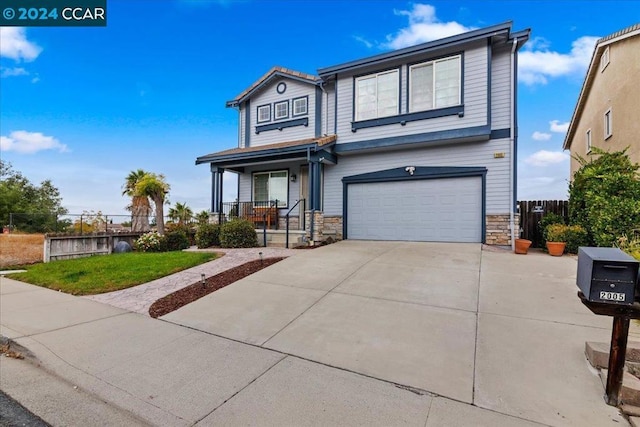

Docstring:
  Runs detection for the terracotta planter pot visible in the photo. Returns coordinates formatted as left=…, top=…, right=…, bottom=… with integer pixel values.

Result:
left=514, top=238, right=532, bottom=254
left=546, top=241, right=566, bottom=256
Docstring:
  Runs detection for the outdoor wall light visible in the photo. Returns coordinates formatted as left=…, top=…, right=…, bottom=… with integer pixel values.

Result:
left=290, top=174, right=297, bottom=182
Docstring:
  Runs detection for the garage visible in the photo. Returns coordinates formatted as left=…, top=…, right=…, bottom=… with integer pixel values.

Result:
left=344, top=170, right=484, bottom=243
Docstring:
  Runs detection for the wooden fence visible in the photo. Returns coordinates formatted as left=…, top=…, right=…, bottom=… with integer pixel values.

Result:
left=518, top=200, right=569, bottom=248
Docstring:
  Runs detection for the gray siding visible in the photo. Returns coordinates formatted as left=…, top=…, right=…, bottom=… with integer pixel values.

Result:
left=334, top=41, right=488, bottom=144
left=323, top=138, right=512, bottom=216
left=248, top=79, right=316, bottom=147
left=491, top=46, right=512, bottom=130
left=238, top=161, right=308, bottom=216
left=325, top=82, right=336, bottom=135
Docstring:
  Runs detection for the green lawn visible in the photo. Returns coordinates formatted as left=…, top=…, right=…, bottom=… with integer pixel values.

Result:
left=9, top=252, right=217, bottom=295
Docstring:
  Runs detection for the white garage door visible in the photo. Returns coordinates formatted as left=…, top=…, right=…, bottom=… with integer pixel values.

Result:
left=347, top=177, right=482, bottom=242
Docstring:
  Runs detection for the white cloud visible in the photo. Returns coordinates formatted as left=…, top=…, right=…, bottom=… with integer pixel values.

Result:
left=353, top=35, right=373, bottom=49
left=0, top=67, right=29, bottom=78
left=519, top=35, right=599, bottom=85
left=549, top=120, right=570, bottom=133
left=532, top=131, right=552, bottom=141
left=0, top=131, right=68, bottom=154
left=383, top=4, right=475, bottom=49
left=0, top=28, right=42, bottom=62
left=525, top=150, right=569, bottom=167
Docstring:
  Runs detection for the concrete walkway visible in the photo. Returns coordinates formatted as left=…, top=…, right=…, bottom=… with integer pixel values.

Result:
left=0, top=241, right=637, bottom=426
left=83, top=247, right=298, bottom=315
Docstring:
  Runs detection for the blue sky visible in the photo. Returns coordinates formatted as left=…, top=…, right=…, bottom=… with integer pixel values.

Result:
left=1, top=0, right=638, bottom=217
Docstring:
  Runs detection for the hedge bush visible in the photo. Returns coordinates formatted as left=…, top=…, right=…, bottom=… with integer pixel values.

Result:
left=569, top=148, right=640, bottom=247
left=220, top=219, right=258, bottom=248
left=165, top=229, right=190, bottom=251
left=195, top=223, right=220, bottom=248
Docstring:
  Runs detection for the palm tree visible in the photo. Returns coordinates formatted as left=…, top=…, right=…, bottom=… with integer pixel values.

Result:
left=168, top=202, right=194, bottom=226
left=195, top=210, right=210, bottom=225
left=122, top=169, right=151, bottom=232
left=135, top=172, right=170, bottom=235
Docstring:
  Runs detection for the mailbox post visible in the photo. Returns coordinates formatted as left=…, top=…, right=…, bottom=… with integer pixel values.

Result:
left=576, top=247, right=640, bottom=406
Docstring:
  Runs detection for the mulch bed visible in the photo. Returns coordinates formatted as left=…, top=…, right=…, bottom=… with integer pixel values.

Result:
left=148, top=257, right=285, bottom=318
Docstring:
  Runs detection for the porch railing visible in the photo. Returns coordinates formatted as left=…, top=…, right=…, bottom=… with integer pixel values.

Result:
left=220, top=201, right=279, bottom=229
left=285, top=199, right=305, bottom=248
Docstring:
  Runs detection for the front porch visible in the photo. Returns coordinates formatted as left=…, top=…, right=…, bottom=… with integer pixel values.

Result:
left=197, top=135, right=338, bottom=248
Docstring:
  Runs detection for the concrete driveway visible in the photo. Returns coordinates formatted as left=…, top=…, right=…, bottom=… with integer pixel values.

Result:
left=162, top=240, right=627, bottom=426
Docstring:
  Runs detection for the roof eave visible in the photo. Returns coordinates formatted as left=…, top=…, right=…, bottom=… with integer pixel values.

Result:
left=225, top=72, right=320, bottom=107
left=318, top=21, right=514, bottom=77
left=196, top=140, right=336, bottom=166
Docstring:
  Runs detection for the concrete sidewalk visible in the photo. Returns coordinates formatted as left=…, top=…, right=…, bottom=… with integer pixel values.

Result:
left=0, top=242, right=635, bottom=426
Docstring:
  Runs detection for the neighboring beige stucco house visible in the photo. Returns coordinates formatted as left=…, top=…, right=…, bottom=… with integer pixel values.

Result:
left=564, top=23, right=640, bottom=177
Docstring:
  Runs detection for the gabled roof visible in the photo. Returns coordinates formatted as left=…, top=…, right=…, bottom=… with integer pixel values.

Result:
left=195, top=135, right=337, bottom=165
left=318, top=21, right=529, bottom=78
left=564, top=23, right=640, bottom=149
left=226, top=66, right=319, bottom=107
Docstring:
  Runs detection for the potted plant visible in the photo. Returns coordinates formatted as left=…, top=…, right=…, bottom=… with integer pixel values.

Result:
left=545, top=223, right=568, bottom=256
left=514, top=238, right=532, bottom=254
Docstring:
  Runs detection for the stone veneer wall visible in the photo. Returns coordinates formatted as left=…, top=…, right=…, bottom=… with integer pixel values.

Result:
left=304, top=210, right=324, bottom=244
left=485, top=213, right=520, bottom=246
left=323, top=215, right=343, bottom=239
left=277, top=216, right=300, bottom=231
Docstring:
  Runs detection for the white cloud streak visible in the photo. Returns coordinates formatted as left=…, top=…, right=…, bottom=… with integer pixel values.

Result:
left=0, top=27, right=42, bottom=62
left=550, top=120, right=570, bottom=133
left=1, top=131, right=68, bottom=154
left=519, top=35, right=599, bottom=85
left=532, top=131, right=552, bottom=141
left=0, top=67, right=29, bottom=78
left=383, top=4, right=475, bottom=49
left=525, top=150, right=569, bottom=167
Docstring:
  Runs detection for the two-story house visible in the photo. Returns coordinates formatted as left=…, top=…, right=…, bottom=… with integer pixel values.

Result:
left=196, top=22, right=529, bottom=246
left=564, top=23, right=640, bottom=176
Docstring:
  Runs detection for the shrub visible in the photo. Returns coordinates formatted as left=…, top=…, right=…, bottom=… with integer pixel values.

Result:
left=543, top=224, right=589, bottom=254
left=195, top=223, right=220, bottom=248
left=165, top=229, right=190, bottom=251
left=569, top=148, right=640, bottom=247
left=539, top=212, right=566, bottom=247
left=166, top=222, right=195, bottom=246
left=220, top=219, right=258, bottom=248
left=564, top=225, right=589, bottom=254
left=545, top=223, right=568, bottom=243
left=134, top=231, right=167, bottom=252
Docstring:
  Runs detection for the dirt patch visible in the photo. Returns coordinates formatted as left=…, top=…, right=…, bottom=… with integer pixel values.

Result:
left=0, top=234, right=44, bottom=268
left=149, top=257, right=285, bottom=318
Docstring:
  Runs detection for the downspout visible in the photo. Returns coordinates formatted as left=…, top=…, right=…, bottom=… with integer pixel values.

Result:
left=510, top=37, right=518, bottom=250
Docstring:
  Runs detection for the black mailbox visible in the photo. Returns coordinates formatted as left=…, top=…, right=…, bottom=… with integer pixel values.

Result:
left=577, top=247, right=639, bottom=305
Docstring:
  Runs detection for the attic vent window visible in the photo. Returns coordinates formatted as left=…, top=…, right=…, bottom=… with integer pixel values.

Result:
left=600, top=47, right=610, bottom=72
left=276, top=82, right=287, bottom=94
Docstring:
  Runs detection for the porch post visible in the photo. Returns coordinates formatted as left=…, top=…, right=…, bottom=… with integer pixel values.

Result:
left=210, top=165, right=225, bottom=224
left=305, top=158, right=323, bottom=243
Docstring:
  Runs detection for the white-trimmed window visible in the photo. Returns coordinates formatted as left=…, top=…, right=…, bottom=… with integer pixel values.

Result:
left=355, top=69, right=399, bottom=121
left=274, top=101, right=289, bottom=120
left=586, top=129, right=592, bottom=153
left=410, top=55, right=461, bottom=112
left=604, top=109, right=613, bottom=139
left=293, top=97, right=308, bottom=116
left=253, top=171, right=288, bottom=207
left=257, top=105, right=271, bottom=123
left=600, top=47, right=610, bottom=72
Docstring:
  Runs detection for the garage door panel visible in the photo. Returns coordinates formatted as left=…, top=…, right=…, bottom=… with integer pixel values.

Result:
left=347, top=177, right=482, bottom=243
